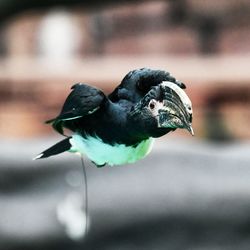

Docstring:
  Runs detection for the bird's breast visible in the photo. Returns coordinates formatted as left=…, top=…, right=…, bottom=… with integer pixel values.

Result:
left=69, top=134, right=154, bottom=166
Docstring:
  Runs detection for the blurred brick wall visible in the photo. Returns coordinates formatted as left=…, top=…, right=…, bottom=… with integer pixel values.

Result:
left=0, top=0, right=250, bottom=140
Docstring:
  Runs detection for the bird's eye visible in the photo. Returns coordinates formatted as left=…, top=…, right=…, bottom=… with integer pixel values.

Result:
left=149, top=100, right=156, bottom=110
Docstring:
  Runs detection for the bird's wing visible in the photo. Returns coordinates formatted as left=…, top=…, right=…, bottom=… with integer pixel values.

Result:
left=109, top=68, right=186, bottom=103
left=46, top=83, right=106, bottom=135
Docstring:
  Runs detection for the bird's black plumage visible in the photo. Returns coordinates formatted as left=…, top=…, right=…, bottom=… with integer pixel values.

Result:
left=35, top=68, right=193, bottom=166
left=109, top=68, right=185, bottom=103
left=45, top=83, right=106, bottom=135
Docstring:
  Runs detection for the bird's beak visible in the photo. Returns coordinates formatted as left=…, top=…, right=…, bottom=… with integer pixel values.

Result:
left=158, top=100, right=194, bottom=135
left=157, top=83, right=194, bottom=136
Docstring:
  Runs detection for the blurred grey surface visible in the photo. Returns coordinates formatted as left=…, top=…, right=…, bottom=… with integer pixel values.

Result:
left=1, top=138, right=250, bottom=250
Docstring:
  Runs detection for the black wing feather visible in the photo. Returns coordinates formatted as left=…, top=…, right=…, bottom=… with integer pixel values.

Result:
left=109, top=68, right=186, bottom=103
left=46, top=83, right=106, bottom=134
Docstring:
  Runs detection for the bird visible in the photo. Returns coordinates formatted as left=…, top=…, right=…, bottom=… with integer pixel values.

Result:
left=34, top=68, right=193, bottom=167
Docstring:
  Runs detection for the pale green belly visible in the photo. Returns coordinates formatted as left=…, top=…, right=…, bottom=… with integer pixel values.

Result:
left=69, top=134, right=154, bottom=166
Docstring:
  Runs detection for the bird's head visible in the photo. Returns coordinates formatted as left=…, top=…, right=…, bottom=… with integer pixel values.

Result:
left=128, top=81, right=194, bottom=138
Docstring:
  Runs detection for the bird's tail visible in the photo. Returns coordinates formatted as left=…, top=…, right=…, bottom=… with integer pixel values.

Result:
left=33, top=137, right=72, bottom=160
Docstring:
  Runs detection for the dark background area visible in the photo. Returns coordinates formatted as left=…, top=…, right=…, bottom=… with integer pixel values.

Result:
left=0, top=0, right=250, bottom=249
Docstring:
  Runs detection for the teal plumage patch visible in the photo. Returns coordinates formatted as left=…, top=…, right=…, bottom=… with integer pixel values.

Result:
left=69, top=134, right=154, bottom=166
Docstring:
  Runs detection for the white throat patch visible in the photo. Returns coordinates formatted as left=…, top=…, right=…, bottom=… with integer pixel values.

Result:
left=69, top=134, right=154, bottom=166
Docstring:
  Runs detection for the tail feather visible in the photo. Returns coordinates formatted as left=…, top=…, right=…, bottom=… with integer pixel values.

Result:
left=34, top=137, right=72, bottom=160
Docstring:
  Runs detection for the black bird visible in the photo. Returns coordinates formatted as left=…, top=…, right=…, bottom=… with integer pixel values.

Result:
left=34, top=68, right=193, bottom=167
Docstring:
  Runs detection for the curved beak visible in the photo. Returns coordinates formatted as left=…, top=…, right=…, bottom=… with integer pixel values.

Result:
left=157, top=83, right=194, bottom=136
left=186, top=123, right=194, bottom=136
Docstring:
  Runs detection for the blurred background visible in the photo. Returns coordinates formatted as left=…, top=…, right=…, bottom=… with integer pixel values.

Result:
left=1, top=0, right=250, bottom=249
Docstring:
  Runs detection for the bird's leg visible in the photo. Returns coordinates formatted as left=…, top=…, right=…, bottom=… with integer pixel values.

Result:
left=92, top=161, right=106, bottom=167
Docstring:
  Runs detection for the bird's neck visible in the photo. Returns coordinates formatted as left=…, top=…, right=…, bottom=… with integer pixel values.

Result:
left=104, top=101, right=150, bottom=145
left=126, top=107, right=173, bottom=140
left=126, top=116, right=168, bottom=141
